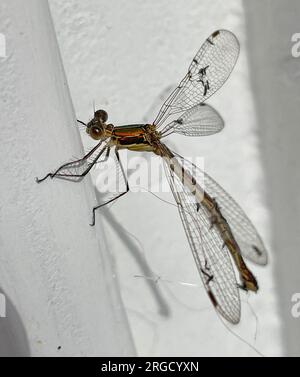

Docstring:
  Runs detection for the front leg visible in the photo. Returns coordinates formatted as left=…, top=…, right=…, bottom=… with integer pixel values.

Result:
left=36, top=141, right=105, bottom=183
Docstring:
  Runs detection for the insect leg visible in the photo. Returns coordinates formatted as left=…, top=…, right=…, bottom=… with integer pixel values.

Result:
left=77, top=119, right=87, bottom=126
left=90, top=148, right=129, bottom=226
left=36, top=141, right=104, bottom=183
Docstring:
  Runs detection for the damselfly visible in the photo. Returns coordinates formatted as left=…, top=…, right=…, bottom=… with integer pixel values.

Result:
left=37, top=30, right=268, bottom=324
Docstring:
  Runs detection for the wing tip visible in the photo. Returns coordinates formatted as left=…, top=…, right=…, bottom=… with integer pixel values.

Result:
left=252, top=245, right=268, bottom=265
left=210, top=29, right=240, bottom=51
left=208, top=288, right=241, bottom=325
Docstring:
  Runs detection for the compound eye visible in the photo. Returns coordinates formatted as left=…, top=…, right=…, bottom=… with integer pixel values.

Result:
left=90, top=126, right=103, bottom=140
left=94, top=109, right=108, bottom=123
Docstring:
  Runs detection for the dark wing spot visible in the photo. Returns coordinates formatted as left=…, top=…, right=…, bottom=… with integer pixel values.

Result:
left=252, top=245, right=263, bottom=256
left=175, top=118, right=183, bottom=125
left=212, top=30, right=220, bottom=38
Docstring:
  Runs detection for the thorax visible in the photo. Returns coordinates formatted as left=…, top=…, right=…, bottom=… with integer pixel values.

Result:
left=110, top=124, right=160, bottom=152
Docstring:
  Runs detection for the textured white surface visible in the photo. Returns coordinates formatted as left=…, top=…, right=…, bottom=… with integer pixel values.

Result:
left=0, top=0, right=135, bottom=356
left=49, top=0, right=283, bottom=356
left=244, top=0, right=300, bottom=357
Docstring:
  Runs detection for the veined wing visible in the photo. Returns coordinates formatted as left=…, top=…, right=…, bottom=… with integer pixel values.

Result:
left=160, top=103, right=224, bottom=138
left=154, top=30, right=240, bottom=130
left=203, top=169, right=268, bottom=265
left=161, top=146, right=241, bottom=324
left=174, top=153, right=268, bottom=265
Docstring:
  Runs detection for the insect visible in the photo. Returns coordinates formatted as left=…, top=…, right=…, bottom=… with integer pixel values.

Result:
left=37, top=30, right=268, bottom=324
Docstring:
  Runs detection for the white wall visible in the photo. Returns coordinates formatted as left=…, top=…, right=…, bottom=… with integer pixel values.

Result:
left=244, top=0, right=300, bottom=357
left=48, top=0, right=283, bottom=356
left=0, top=0, right=135, bottom=356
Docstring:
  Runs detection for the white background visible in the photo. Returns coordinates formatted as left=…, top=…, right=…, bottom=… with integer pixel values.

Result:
left=0, top=0, right=135, bottom=356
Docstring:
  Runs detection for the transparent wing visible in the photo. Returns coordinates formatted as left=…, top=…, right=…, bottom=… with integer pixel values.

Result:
left=174, top=153, right=268, bottom=265
left=154, top=30, right=239, bottom=130
left=160, top=103, right=224, bottom=137
left=142, top=84, right=175, bottom=123
left=203, top=169, right=268, bottom=265
left=162, top=152, right=241, bottom=324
